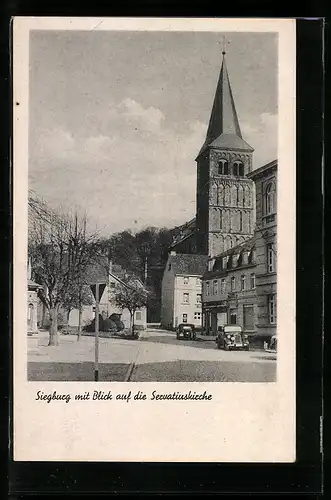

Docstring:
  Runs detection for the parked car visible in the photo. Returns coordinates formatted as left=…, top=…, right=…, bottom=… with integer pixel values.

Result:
left=215, top=325, right=249, bottom=351
left=265, top=335, right=277, bottom=352
left=176, top=323, right=196, bottom=340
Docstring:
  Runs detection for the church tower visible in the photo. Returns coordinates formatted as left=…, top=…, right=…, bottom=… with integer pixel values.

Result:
left=196, top=50, right=255, bottom=257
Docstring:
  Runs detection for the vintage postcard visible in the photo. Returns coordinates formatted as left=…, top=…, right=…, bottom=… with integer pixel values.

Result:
left=13, top=17, right=296, bottom=462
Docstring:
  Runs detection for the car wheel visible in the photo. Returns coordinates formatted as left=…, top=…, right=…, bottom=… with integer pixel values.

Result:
left=224, top=343, right=230, bottom=351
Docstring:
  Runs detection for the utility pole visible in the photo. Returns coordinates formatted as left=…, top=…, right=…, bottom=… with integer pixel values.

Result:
left=94, top=283, right=99, bottom=381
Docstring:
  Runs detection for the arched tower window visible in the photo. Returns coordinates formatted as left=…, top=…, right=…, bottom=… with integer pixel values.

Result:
left=233, top=162, right=238, bottom=176
left=218, top=160, right=229, bottom=175
left=239, top=212, right=243, bottom=232
left=219, top=210, right=222, bottom=230
left=232, top=161, right=244, bottom=176
left=265, top=182, right=276, bottom=215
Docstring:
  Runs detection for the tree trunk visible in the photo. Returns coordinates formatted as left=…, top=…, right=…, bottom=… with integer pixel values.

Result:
left=131, top=311, right=135, bottom=336
left=77, top=307, right=82, bottom=341
left=65, top=308, right=71, bottom=334
left=48, top=306, right=59, bottom=346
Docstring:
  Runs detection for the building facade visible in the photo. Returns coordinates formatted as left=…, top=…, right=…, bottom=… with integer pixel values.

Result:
left=161, top=252, right=208, bottom=329
left=247, top=160, right=277, bottom=341
left=202, top=239, right=257, bottom=337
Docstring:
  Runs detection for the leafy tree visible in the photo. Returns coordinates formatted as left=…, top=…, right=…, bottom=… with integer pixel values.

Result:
left=111, top=277, right=149, bottom=336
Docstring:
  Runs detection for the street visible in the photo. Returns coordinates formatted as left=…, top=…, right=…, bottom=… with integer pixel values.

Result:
left=28, top=328, right=276, bottom=382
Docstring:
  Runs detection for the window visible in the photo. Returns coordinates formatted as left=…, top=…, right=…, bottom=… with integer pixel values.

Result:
left=267, top=243, right=276, bottom=272
left=219, top=210, right=222, bottom=229
left=183, top=293, right=189, bottom=303
left=194, top=312, right=201, bottom=321
left=218, top=160, right=229, bottom=175
left=182, top=313, right=188, bottom=323
left=241, top=275, right=246, bottom=291
left=222, top=257, right=228, bottom=269
left=233, top=162, right=238, bottom=176
left=251, top=273, right=256, bottom=289
left=135, top=311, right=142, bottom=321
left=230, top=309, right=237, bottom=325
left=206, top=281, right=210, bottom=296
left=168, top=263, right=171, bottom=271
left=231, top=276, right=236, bottom=291
left=266, top=183, right=276, bottom=215
left=243, top=305, right=254, bottom=329
left=213, top=280, right=218, bottom=295
left=183, top=277, right=189, bottom=285
left=239, top=212, right=243, bottom=231
left=239, top=163, right=244, bottom=176
left=221, top=278, right=226, bottom=294
left=196, top=294, right=202, bottom=304
left=268, top=294, right=277, bottom=324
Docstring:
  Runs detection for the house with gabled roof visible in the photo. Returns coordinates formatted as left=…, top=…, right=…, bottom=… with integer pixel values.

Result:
left=161, top=251, right=208, bottom=329
left=68, top=257, right=147, bottom=331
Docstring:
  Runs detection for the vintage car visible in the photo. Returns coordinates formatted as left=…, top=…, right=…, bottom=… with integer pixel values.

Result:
left=265, top=335, right=277, bottom=352
left=215, top=325, right=249, bottom=351
left=176, top=323, right=196, bottom=340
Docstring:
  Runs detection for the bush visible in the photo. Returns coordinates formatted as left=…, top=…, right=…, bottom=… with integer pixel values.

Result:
left=109, top=313, right=125, bottom=332
left=83, top=315, right=117, bottom=333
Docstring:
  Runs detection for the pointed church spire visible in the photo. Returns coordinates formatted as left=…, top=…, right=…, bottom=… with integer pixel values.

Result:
left=197, top=48, right=253, bottom=157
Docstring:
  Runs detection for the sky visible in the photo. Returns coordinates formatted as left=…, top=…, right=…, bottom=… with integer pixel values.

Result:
left=29, top=30, right=278, bottom=235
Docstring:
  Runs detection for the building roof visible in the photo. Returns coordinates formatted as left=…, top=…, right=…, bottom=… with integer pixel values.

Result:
left=169, top=218, right=196, bottom=249
left=28, top=279, right=42, bottom=290
left=197, top=55, right=253, bottom=158
left=215, top=236, right=256, bottom=258
left=168, top=253, right=208, bottom=276
left=85, top=257, right=132, bottom=286
left=247, top=159, right=277, bottom=179
left=203, top=237, right=256, bottom=278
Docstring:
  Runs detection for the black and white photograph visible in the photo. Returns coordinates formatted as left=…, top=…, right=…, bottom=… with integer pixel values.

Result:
left=26, top=27, right=278, bottom=383
left=14, top=17, right=296, bottom=462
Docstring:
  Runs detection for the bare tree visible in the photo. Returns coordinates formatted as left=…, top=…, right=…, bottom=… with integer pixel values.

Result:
left=112, top=277, right=149, bottom=336
left=29, top=193, right=98, bottom=346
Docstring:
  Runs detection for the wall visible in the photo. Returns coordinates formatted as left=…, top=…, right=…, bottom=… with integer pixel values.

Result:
left=202, top=264, right=257, bottom=334
left=196, top=148, right=255, bottom=257
left=161, top=256, right=175, bottom=328
left=174, top=275, right=203, bottom=328
left=252, top=164, right=277, bottom=340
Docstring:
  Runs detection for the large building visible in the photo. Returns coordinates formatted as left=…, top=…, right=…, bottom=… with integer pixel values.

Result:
left=202, top=238, right=257, bottom=337
left=201, top=160, right=277, bottom=346
left=161, top=252, right=208, bottom=329
left=247, top=160, right=277, bottom=341
left=170, top=51, right=255, bottom=258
